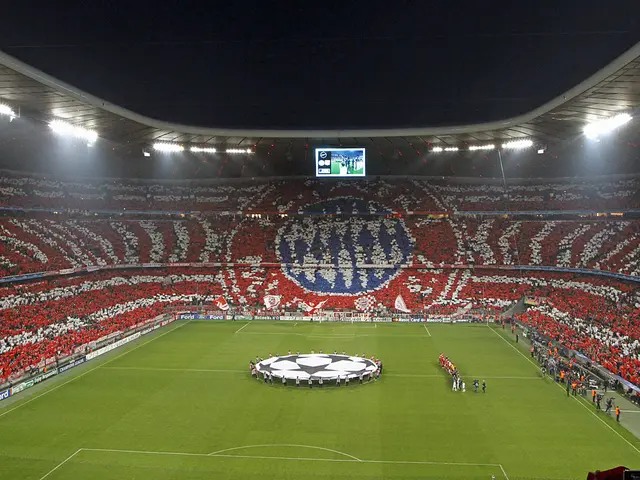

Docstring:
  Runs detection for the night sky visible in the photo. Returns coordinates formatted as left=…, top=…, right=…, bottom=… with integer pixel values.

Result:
left=1, top=1, right=638, bottom=129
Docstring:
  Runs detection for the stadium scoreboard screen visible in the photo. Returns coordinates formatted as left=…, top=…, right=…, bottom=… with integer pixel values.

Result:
left=315, top=148, right=366, bottom=177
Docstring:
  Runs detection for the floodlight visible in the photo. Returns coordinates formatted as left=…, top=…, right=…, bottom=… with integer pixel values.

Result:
left=190, top=146, right=217, bottom=153
left=468, top=144, right=495, bottom=151
left=432, top=147, right=443, bottom=152
left=226, top=148, right=253, bottom=154
left=444, top=147, right=459, bottom=152
left=49, top=119, right=98, bottom=144
left=501, top=139, right=533, bottom=150
left=0, top=104, right=16, bottom=119
left=583, top=113, right=632, bottom=139
left=153, top=142, right=184, bottom=152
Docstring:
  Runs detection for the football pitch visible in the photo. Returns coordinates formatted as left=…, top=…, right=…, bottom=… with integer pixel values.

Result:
left=1, top=321, right=639, bottom=480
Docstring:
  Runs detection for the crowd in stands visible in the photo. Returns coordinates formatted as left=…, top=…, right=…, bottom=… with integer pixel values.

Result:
left=518, top=288, right=640, bottom=386
left=0, top=216, right=639, bottom=278
left=0, top=173, right=639, bottom=392
left=0, top=266, right=637, bottom=386
left=0, top=172, right=638, bottom=213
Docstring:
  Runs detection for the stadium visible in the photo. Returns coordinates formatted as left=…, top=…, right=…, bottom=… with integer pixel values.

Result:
left=0, top=10, right=640, bottom=479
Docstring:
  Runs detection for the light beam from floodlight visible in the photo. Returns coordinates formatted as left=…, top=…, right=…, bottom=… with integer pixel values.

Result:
left=49, top=119, right=98, bottom=144
left=153, top=142, right=184, bottom=152
left=583, top=113, right=632, bottom=139
left=501, top=139, right=533, bottom=150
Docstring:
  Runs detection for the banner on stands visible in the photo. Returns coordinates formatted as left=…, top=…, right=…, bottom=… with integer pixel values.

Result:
left=214, top=296, right=230, bottom=311
left=264, top=295, right=281, bottom=310
left=0, top=388, right=10, bottom=401
left=394, top=295, right=411, bottom=313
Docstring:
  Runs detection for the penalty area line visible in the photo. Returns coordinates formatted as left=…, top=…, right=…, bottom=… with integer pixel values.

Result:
left=207, top=444, right=362, bottom=461
left=79, top=447, right=504, bottom=469
left=423, top=324, right=431, bottom=336
left=487, top=325, right=640, bottom=457
left=234, top=322, right=250, bottom=334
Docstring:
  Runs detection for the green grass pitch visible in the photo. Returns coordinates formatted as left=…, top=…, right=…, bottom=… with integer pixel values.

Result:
left=1, top=320, right=639, bottom=479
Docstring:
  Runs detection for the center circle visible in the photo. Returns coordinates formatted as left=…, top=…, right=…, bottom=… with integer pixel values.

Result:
left=276, top=198, right=414, bottom=295
left=256, top=354, right=378, bottom=381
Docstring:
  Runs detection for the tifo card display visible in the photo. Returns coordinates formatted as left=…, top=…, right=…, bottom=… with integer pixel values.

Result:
left=315, top=148, right=365, bottom=177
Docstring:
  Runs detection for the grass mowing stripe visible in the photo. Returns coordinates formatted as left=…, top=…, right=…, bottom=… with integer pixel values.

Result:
left=237, top=331, right=430, bottom=338
left=2, top=321, right=637, bottom=479
left=487, top=324, right=640, bottom=457
left=100, top=365, right=540, bottom=380
left=0, top=320, right=191, bottom=420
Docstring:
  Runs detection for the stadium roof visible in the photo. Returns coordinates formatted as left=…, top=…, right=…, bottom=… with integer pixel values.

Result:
left=0, top=42, right=639, bottom=150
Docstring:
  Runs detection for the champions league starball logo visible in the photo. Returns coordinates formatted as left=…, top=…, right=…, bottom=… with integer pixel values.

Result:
left=256, top=354, right=378, bottom=381
left=276, top=198, right=414, bottom=295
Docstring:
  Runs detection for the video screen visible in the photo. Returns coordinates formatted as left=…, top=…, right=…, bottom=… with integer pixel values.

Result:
left=315, top=148, right=366, bottom=177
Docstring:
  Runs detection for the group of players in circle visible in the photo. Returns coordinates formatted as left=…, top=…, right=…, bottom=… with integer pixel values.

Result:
left=439, top=353, right=486, bottom=393
left=249, top=350, right=384, bottom=387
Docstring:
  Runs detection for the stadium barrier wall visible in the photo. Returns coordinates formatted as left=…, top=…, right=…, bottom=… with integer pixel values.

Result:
left=0, top=315, right=175, bottom=402
left=172, top=309, right=486, bottom=323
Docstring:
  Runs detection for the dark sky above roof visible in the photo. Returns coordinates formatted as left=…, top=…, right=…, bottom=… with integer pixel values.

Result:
left=1, top=1, right=638, bottom=130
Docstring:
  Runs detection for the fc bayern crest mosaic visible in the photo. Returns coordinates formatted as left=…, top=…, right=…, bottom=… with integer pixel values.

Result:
left=275, top=199, right=414, bottom=295
left=224, top=192, right=455, bottom=308
left=255, top=354, right=378, bottom=380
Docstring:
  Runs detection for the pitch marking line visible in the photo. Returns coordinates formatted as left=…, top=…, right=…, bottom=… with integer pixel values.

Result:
left=38, top=449, right=81, bottom=480
left=423, top=324, right=431, bottom=336
left=234, top=322, right=250, bottom=334
left=487, top=325, right=640, bottom=457
left=207, top=444, right=362, bottom=461
left=76, top=447, right=505, bottom=471
left=0, top=321, right=191, bottom=420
